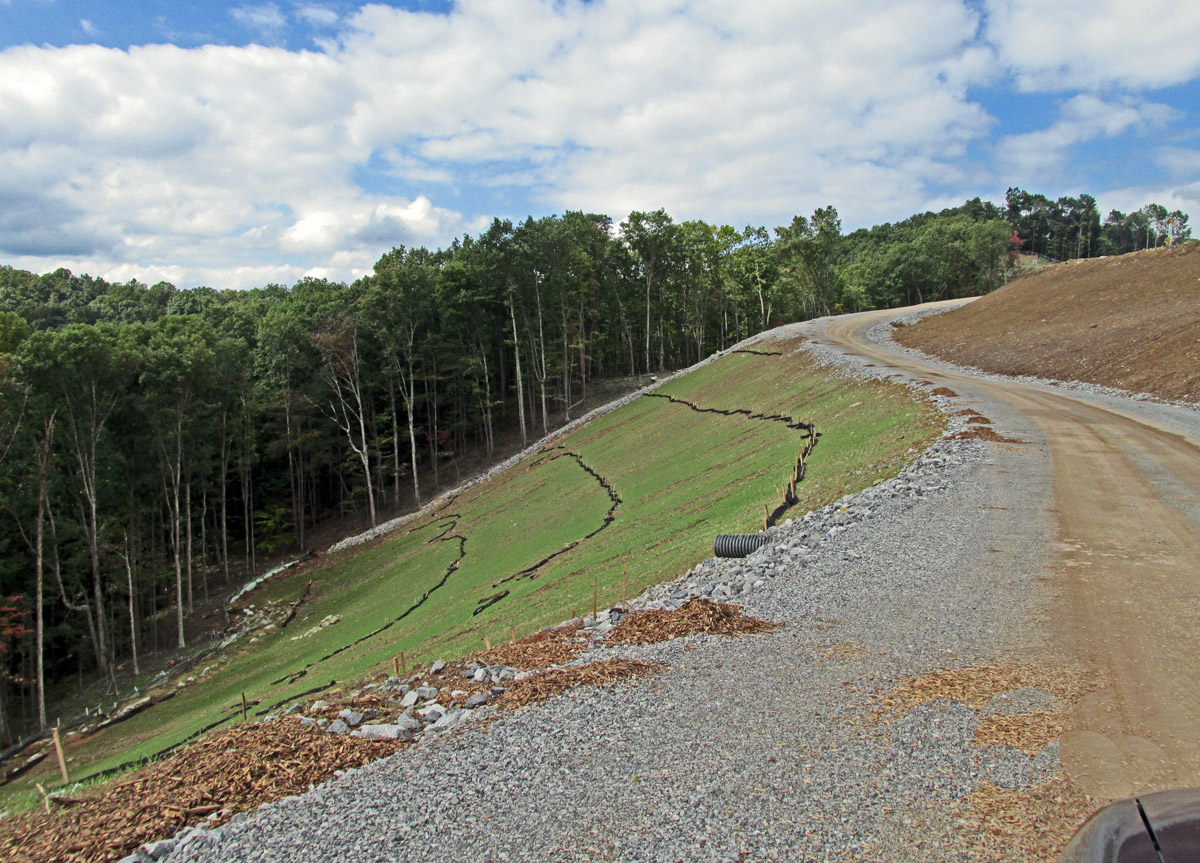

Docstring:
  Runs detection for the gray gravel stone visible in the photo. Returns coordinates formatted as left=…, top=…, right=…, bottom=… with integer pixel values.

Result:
left=395, top=713, right=421, bottom=733
left=350, top=724, right=405, bottom=740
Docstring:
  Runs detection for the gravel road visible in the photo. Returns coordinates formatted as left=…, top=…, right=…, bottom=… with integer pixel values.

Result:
left=155, top=306, right=1200, bottom=863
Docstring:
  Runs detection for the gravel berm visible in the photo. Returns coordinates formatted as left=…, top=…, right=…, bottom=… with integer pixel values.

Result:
left=158, top=311, right=1063, bottom=863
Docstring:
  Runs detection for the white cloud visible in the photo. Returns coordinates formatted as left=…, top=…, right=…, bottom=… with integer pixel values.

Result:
left=334, top=0, right=995, bottom=226
left=1096, top=184, right=1199, bottom=222
left=985, top=0, right=1200, bottom=91
left=231, top=3, right=287, bottom=36
left=80, top=19, right=96, bottom=36
left=3, top=0, right=1193, bottom=289
left=296, top=4, right=340, bottom=28
left=997, top=95, right=1178, bottom=185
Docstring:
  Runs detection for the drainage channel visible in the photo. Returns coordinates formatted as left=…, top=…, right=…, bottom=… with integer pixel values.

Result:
left=643, top=392, right=811, bottom=429
left=487, top=448, right=623, bottom=593
left=644, top=390, right=819, bottom=530
left=270, top=513, right=467, bottom=686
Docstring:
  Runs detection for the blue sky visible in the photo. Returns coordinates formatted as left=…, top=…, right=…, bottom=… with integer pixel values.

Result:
left=1, top=0, right=1198, bottom=289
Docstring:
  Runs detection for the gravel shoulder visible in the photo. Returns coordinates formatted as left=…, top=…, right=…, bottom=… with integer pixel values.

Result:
left=157, top=307, right=1137, bottom=863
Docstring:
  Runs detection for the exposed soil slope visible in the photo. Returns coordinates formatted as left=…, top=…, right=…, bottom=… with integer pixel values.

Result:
left=894, top=244, right=1200, bottom=402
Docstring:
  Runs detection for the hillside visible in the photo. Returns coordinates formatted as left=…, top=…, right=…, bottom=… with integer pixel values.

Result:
left=0, top=332, right=940, bottom=828
left=893, top=243, right=1200, bottom=402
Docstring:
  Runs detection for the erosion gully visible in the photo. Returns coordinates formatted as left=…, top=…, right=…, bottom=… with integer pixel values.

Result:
left=823, top=305, right=1200, bottom=799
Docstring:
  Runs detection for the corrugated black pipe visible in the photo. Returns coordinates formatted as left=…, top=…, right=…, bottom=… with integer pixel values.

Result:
left=713, top=534, right=769, bottom=558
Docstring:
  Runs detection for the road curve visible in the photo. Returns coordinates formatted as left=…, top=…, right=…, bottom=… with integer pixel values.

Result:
left=823, top=305, right=1200, bottom=799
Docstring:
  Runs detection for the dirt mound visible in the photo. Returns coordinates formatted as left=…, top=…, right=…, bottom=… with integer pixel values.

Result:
left=895, top=244, right=1200, bottom=402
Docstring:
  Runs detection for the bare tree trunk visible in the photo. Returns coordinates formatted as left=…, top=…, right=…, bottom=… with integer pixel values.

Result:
left=48, top=502, right=99, bottom=666
left=219, top=409, right=230, bottom=584
left=536, top=301, right=549, bottom=434
left=33, top=413, right=55, bottom=731
left=644, top=268, right=652, bottom=374
left=185, top=477, right=193, bottom=614
left=389, top=380, right=401, bottom=507
left=509, top=298, right=527, bottom=447
left=123, top=535, right=139, bottom=676
left=480, top=345, right=494, bottom=457
left=168, top=431, right=185, bottom=649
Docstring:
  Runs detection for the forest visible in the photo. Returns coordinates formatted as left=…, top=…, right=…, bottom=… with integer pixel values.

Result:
left=0, top=189, right=1190, bottom=743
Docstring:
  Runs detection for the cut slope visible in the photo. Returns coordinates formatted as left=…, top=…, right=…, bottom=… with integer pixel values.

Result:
left=1, top=334, right=941, bottom=807
left=894, top=244, right=1200, bottom=402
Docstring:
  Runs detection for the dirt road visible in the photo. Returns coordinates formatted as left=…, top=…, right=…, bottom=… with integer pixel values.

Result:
left=824, top=306, right=1200, bottom=800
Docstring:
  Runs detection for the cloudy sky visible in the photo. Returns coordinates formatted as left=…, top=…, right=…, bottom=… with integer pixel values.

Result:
left=2, top=0, right=1198, bottom=289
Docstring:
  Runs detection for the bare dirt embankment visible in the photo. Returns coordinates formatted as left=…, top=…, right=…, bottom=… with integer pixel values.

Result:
left=894, top=244, right=1200, bottom=403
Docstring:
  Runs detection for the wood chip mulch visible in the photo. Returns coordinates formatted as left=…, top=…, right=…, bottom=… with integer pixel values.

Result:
left=947, top=425, right=1026, bottom=443
left=1, top=601, right=775, bottom=861
left=606, top=598, right=777, bottom=645
left=872, top=663, right=1102, bottom=861
left=493, top=659, right=661, bottom=712
left=974, top=709, right=1063, bottom=756
left=470, top=622, right=587, bottom=670
left=874, top=663, right=1089, bottom=718
left=951, top=778, right=1102, bottom=862
left=0, top=720, right=406, bottom=863
left=958, top=408, right=993, bottom=425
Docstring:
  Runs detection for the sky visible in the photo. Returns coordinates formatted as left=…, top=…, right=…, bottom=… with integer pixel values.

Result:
left=1, top=0, right=1198, bottom=290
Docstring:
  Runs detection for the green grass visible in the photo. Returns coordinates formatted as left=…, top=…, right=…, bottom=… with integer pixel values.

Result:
left=2, top=334, right=942, bottom=808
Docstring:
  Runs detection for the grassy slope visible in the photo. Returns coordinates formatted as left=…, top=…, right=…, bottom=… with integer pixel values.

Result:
left=895, top=243, right=1200, bottom=402
left=3, top=333, right=941, bottom=808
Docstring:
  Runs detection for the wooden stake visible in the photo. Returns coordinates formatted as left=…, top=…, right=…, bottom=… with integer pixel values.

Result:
left=51, top=729, right=69, bottom=785
left=392, top=656, right=400, bottom=677
left=241, top=692, right=248, bottom=723
left=484, top=635, right=491, bottom=650
left=510, top=625, right=517, bottom=644
left=36, top=783, right=50, bottom=815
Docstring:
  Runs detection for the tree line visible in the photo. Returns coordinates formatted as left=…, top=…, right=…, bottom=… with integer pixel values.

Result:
left=0, top=190, right=1189, bottom=741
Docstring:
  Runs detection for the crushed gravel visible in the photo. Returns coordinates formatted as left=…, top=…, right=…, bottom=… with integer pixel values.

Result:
left=157, top=310, right=1105, bottom=863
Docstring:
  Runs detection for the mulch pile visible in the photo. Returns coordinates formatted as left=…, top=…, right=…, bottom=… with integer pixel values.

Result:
left=948, top=426, right=1025, bottom=444
left=0, top=720, right=405, bottom=863
left=607, top=598, right=777, bottom=645
left=494, top=659, right=661, bottom=712
left=947, top=408, right=1026, bottom=443
left=470, top=622, right=587, bottom=670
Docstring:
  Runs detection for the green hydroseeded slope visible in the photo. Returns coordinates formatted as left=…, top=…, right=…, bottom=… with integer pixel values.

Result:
left=4, top=335, right=941, bottom=806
